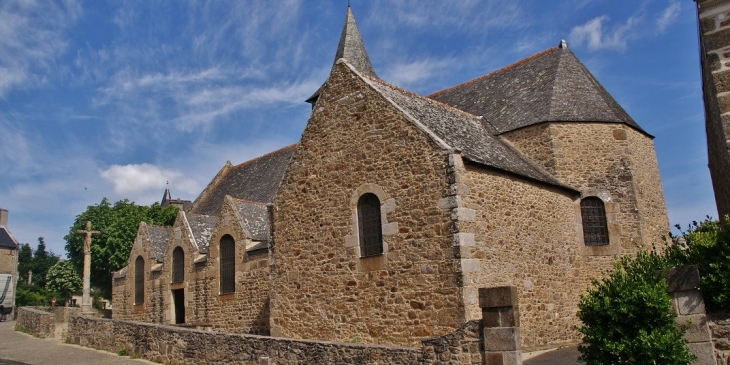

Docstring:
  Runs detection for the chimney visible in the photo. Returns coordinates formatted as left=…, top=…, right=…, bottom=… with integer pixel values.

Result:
left=0, top=209, right=7, bottom=226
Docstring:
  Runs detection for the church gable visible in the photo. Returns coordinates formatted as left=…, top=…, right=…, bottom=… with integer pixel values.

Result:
left=188, top=145, right=296, bottom=216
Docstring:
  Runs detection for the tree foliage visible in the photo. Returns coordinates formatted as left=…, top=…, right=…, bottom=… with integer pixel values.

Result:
left=45, top=260, right=81, bottom=305
left=14, top=238, right=61, bottom=307
left=577, top=250, right=695, bottom=365
left=666, top=216, right=730, bottom=311
left=64, top=198, right=178, bottom=299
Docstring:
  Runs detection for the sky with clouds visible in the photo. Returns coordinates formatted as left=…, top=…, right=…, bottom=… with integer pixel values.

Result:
left=0, top=0, right=712, bottom=255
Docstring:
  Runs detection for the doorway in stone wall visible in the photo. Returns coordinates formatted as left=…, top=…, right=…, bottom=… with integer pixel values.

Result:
left=172, top=289, right=185, bottom=324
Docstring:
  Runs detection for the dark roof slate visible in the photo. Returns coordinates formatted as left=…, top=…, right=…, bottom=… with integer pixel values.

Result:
left=190, top=145, right=296, bottom=216
left=146, top=225, right=171, bottom=263
left=186, top=214, right=218, bottom=254
left=0, top=228, right=18, bottom=249
left=307, top=6, right=376, bottom=103
left=233, top=200, right=270, bottom=243
left=428, top=45, right=646, bottom=135
left=355, top=63, right=565, bottom=187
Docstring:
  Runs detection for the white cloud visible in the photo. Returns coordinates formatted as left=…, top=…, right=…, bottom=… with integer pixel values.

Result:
left=0, top=0, right=81, bottom=97
left=382, top=58, right=455, bottom=89
left=657, top=2, right=681, bottom=32
left=99, top=164, right=200, bottom=199
left=569, top=15, right=637, bottom=51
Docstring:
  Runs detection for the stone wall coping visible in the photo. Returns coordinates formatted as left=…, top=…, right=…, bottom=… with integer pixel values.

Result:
left=19, top=307, right=54, bottom=316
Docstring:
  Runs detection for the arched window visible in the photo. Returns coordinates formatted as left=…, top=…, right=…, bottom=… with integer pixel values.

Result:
left=172, top=247, right=184, bottom=283
left=134, top=256, right=144, bottom=305
left=220, top=235, right=235, bottom=294
left=581, top=197, right=609, bottom=246
left=358, top=193, right=383, bottom=257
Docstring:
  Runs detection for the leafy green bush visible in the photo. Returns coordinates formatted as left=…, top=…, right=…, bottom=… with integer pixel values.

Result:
left=667, top=216, right=730, bottom=311
left=577, top=250, right=695, bottom=365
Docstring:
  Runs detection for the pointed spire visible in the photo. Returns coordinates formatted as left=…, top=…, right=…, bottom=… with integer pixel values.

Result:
left=161, top=182, right=172, bottom=207
left=334, top=6, right=377, bottom=78
left=306, top=6, right=376, bottom=105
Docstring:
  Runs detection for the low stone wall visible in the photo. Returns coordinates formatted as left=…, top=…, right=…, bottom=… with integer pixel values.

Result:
left=16, top=307, right=55, bottom=338
left=68, top=315, right=430, bottom=365
left=31, top=306, right=81, bottom=322
left=710, top=313, right=730, bottom=365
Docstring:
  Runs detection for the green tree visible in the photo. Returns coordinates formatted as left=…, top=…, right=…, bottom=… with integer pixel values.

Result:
left=45, top=260, right=81, bottom=305
left=64, top=198, right=178, bottom=299
left=31, top=237, right=59, bottom=288
left=577, top=250, right=695, bottom=365
left=16, top=243, right=32, bottom=284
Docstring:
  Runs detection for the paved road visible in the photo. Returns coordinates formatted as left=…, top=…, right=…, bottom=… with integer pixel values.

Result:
left=0, top=319, right=155, bottom=365
left=523, top=346, right=581, bottom=365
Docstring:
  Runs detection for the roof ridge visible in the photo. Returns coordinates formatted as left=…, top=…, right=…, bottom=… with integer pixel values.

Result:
left=427, top=46, right=560, bottom=99
left=230, top=198, right=269, bottom=206
left=231, top=143, right=298, bottom=170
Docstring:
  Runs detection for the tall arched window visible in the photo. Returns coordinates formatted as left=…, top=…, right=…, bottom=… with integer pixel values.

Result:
left=581, top=197, right=609, bottom=246
left=358, top=193, right=383, bottom=257
left=172, top=247, right=184, bottom=283
left=219, top=235, right=235, bottom=294
left=134, top=256, right=144, bottom=305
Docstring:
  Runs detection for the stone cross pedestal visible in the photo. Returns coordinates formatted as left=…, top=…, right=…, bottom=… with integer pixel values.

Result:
left=76, top=221, right=99, bottom=314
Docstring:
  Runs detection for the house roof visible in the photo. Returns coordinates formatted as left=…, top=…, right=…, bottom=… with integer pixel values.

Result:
left=232, top=199, right=270, bottom=244
left=146, top=225, right=172, bottom=263
left=0, top=228, right=18, bottom=249
left=352, top=62, right=567, bottom=188
left=307, top=6, right=376, bottom=103
left=186, top=214, right=218, bottom=254
left=428, top=43, right=647, bottom=136
left=189, top=144, right=296, bottom=216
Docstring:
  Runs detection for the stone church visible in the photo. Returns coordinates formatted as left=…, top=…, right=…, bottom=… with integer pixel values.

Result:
left=112, top=7, right=669, bottom=350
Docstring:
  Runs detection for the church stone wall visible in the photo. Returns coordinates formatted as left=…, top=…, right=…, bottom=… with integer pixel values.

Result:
left=696, top=0, right=730, bottom=220
left=456, top=160, right=600, bottom=349
left=271, top=63, right=463, bottom=347
left=196, top=202, right=271, bottom=335
left=505, top=123, right=669, bottom=251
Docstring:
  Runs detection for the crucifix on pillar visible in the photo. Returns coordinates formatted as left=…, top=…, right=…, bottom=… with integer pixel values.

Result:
left=77, top=221, right=99, bottom=314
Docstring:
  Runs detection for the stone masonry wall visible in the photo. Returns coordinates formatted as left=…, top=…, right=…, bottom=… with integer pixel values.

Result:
left=0, top=246, right=16, bottom=275
left=457, top=160, right=601, bottom=349
left=196, top=200, right=271, bottom=335
left=710, top=313, right=730, bottom=365
left=113, top=204, right=271, bottom=336
left=272, top=62, right=463, bottom=347
left=66, top=315, right=485, bottom=365
left=16, top=307, right=55, bottom=338
left=505, top=123, right=669, bottom=253
left=697, top=0, right=730, bottom=220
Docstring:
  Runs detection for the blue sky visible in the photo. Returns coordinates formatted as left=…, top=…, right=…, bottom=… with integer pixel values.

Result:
left=0, top=0, right=713, bottom=255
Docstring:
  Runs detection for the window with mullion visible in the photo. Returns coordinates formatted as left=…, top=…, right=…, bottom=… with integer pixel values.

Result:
left=358, top=193, right=383, bottom=257
left=219, top=235, right=236, bottom=294
left=581, top=197, right=609, bottom=246
left=172, top=247, right=184, bottom=283
left=134, top=256, right=144, bottom=304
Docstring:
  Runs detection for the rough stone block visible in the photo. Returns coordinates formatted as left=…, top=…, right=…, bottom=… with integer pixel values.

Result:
left=687, top=342, right=716, bottom=365
left=705, top=28, right=730, bottom=53
left=484, top=327, right=520, bottom=351
left=479, top=286, right=519, bottom=309
left=381, top=222, right=398, bottom=236
left=713, top=69, right=730, bottom=93
left=675, top=291, right=706, bottom=315
left=483, top=307, right=520, bottom=328
left=664, top=265, right=701, bottom=293
left=676, top=314, right=712, bottom=343
left=461, top=259, right=480, bottom=273
left=485, top=351, right=522, bottom=365
left=344, top=235, right=358, bottom=248
left=454, top=233, right=475, bottom=247
left=452, top=208, right=476, bottom=222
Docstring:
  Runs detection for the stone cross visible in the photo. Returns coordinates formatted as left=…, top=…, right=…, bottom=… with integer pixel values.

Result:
left=76, top=221, right=99, bottom=314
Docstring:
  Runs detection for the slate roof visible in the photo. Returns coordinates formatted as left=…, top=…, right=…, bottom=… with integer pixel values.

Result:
left=0, top=228, right=18, bottom=249
left=146, top=225, right=172, bottom=263
left=186, top=214, right=218, bottom=254
left=307, top=6, right=376, bottom=104
left=428, top=43, right=647, bottom=136
left=352, top=62, right=565, bottom=187
left=189, top=145, right=296, bottom=216
left=232, top=199, right=270, bottom=244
